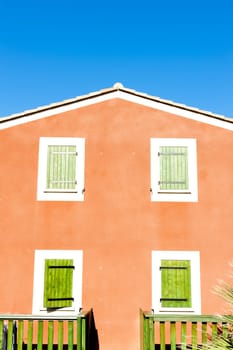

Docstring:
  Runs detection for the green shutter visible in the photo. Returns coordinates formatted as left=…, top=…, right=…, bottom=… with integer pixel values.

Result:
left=159, top=146, right=189, bottom=191
left=46, top=145, right=77, bottom=191
left=160, top=259, right=191, bottom=308
left=44, top=259, right=74, bottom=308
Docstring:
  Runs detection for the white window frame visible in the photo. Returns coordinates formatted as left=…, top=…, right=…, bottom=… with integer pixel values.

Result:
left=152, top=250, right=201, bottom=314
left=37, top=137, right=85, bottom=201
left=150, top=138, right=198, bottom=202
left=32, top=250, right=83, bottom=315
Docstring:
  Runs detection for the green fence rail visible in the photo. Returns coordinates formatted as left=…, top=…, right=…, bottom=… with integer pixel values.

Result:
left=140, top=309, right=232, bottom=350
left=0, top=310, right=94, bottom=350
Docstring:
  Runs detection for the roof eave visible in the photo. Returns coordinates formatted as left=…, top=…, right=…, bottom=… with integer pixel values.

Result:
left=0, top=83, right=232, bottom=126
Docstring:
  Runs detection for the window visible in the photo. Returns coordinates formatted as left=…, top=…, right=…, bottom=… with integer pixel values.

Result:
left=32, top=250, right=83, bottom=315
left=152, top=251, right=201, bottom=314
left=150, top=138, right=198, bottom=202
left=37, top=137, right=85, bottom=201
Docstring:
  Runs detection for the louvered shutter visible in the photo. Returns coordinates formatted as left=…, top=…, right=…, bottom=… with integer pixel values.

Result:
left=158, top=146, right=189, bottom=191
left=46, top=145, right=77, bottom=191
left=44, top=259, right=74, bottom=308
left=160, top=259, right=191, bottom=308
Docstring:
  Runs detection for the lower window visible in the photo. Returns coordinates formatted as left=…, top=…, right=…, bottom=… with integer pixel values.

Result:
left=152, top=251, right=201, bottom=314
left=32, top=250, right=83, bottom=315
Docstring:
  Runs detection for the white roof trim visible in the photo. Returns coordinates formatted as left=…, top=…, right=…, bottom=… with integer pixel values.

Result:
left=1, top=86, right=233, bottom=131
left=119, top=92, right=233, bottom=130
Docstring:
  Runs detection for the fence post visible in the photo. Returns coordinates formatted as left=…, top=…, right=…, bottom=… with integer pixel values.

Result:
left=148, top=317, right=155, bottom=350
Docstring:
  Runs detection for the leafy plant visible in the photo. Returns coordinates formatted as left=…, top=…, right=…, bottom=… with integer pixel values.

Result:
left=201, top=266, right=233, bottom=350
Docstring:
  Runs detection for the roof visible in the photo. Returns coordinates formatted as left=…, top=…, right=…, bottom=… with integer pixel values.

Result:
left=1, top=83, right=233, bottom=130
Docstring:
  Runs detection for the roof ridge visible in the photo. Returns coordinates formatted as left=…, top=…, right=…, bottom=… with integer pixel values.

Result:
left=0, top=84, right=232, bottom=126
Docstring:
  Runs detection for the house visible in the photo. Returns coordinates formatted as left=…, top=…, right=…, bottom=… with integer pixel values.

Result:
left=0, top=83, right=232, bottom=350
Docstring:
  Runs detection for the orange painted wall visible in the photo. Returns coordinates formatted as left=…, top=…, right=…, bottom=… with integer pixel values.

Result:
left=0, top=98, right=233, bottom=350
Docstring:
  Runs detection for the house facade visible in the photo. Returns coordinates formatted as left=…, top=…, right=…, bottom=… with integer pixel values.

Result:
left=0, top=83, right=232, bottom=350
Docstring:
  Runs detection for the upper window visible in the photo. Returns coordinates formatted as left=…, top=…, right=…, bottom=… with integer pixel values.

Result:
left=152, top=251, right=201, bottom=314
left=32, top=250, right=83, bottom=315
left=37, top=137, right=85, bottom=201
left=150, top=138, right=198, bottom=202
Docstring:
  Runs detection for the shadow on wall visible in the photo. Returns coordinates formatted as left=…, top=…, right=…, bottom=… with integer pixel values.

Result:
left=86, top=309, right=99, bottom=350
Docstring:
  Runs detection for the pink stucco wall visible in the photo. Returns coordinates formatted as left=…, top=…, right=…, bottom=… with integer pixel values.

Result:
left=0, top=98, right=232, bottom=350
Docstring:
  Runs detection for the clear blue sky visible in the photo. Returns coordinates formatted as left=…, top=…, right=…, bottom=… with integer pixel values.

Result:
left=0, top=0, right=233, bottom=118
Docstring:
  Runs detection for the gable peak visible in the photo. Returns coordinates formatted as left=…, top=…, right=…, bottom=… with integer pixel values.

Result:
left=113, top=82, right=124, bottom=89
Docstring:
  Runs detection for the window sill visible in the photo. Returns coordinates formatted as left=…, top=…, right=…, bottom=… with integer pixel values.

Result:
left=151, top=192, right=198, bottom=202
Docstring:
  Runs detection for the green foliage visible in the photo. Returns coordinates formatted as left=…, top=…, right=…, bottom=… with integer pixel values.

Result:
left=201, top=265, right=233, bottom=350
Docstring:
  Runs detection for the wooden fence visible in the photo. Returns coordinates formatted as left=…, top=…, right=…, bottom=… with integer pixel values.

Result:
left=140, top=309, right=232, bottom=350
left=0, top=310, right=96, bottom=350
